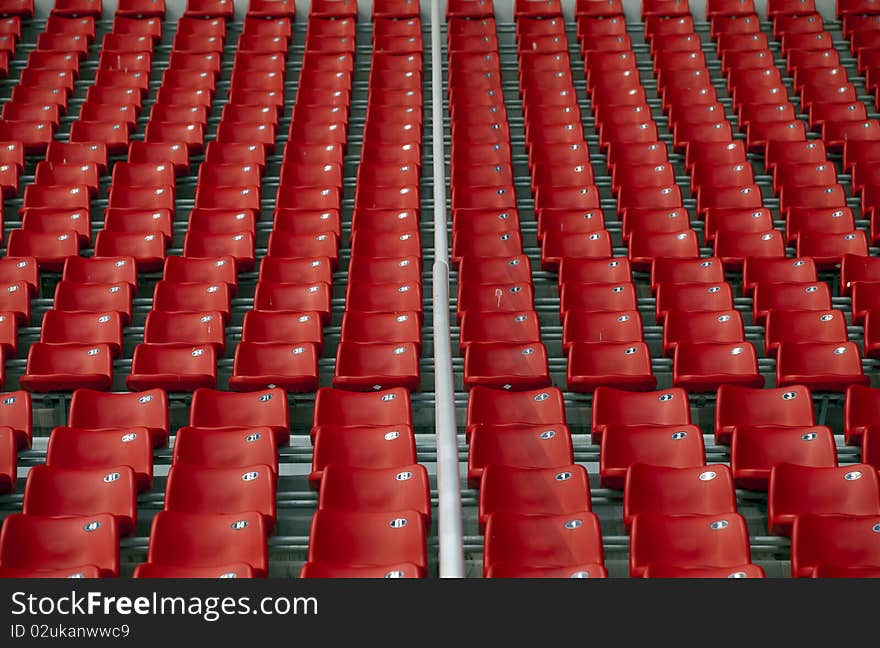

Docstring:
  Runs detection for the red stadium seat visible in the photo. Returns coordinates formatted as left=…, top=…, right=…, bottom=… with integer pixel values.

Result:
left=190, top=387, right=290, bottom=447
left=673, top=342, right=763, bottom=392
left=769, top=463, right=880, bottom=535
left=143, top=311, right=225, bottom=353
left=318, top=464, right=430, bottom=522
left=229, top=342, right=319, bottom=393
left=68, top=388, right=168, bottom=448
left=629, top=512, right=751, bottom=578
left=776, top=342, right=868, bottom=391
left=142, top=511, right=267, bottom=577
left=765, top=309, right=848, bottom=356
left=567, top=341, right=656, bottom=392
left=22, top=465, right=137, bottom=536
left=478, top=464, right=590, bottom=528
left=242, top=311, right=324, bottom=349
left=62, top=256, right=137, bottom=289
left=600, top=422, right=705, bottom=489
left=53, top=280, right=133, bottom=325
left=623, top=464, right=736, bottom=530
left=483, top=512, right=604, bottom=578
left=304, top=509, right=427, bottom=577
left=127, top=343, right=217, bottom=392
left=165, top=464, right=276, bottom=531
left=173, top=425, right=277, bottom=473
left=730, top=425, right=837, bottom=490
left=715, top=384, right=815, bottom=445
left=46, top=426, right=153, bottom=492
left=20, top=343, right=113, bottom=392
left=0, top=513, right=119, bottom=577
left=663, top=310, right=745, bottom=356
left=791, top=514, right=880, bottom=578
left=463, top=342, right=550, bottom=391
left=311, top=423, right=417, bottom=487
left=152, top=281, right=231, bottom=322
left=40, top=310, right=124, bottom=357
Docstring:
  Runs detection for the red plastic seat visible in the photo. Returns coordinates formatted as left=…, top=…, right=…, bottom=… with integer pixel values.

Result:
left=68, top=387, right=168, bottom=448
left=128, top=141, right=189, bottom=175
left=776, top=341, right=869, bottom=391
left=304, top=509, right=427, bottom=576
left=591, top=386, right=686, bottom=442
left=20, top=343, right=113, bottom=392
left=311, top=386, right=411, bottom=441
left=567, top=341, right=656, bottom=393
left=655, top=282, right=734, bottom=323
left=229, top=341, right=319, bottom=393
left=165, top=463, right=276, bottom=531
left=468, top=422, right=572, bottom=487
left=162, top=255, right=237, bottom=292
left=34, top=161, right=98, bottom=196
left=143, top=121, right=205, bottom=155
left=483, top=512, right=604, bottom=578
left=599, top=424, right=706, bottom=489
left=318, top=464, right=430, bottom=524
left=479, top=464, right=590, bottom=529
left=143, top=511, right=267, bottom=577
left=466, top=384, right=565, bottom=439
left=753, top=281, right=831, bottom=324
left=557, top=257, right=631, bottom=287
left=311, top=423, right=417, bottom=487
left=93, top=231, right=166, bottom=272
left=650, top=257, right=725, bottom=292
left=663, top=310, right=744, bottom=356
left=20, top=207, right=90, bottom=245
left=769, top=463, right=880, bottom=536
left=540, top=230, right=613, bottom=270
left=623, top=464, right=736, bottom=530
left=764, top=309, right=848, bottom=356
left=344, top=302, right=422, bottom=346
left=253, top=281, right=331, bottom=324
left=243, top=311, right=324, bottom=349
left=22, top=465, right=137, bottom=536
left=173, top=425, right=277, bottom=474
left=258, top=256, right=334, bottom=285
left=730, top=425, right=837, bottom=490
left=152, top=280, right=231, bottom=322
left=46, top=426, right=153, bottom=492
left=791, top=514, right=880, bottom=578
left=0, top=513, right=119, bottom=577
left=628, top=230, right=699, bottom=270
left=346, top=280, right=422, bottom=316
left=40, top=310, right=124, bottom=357
left=562, top=309, right=643, bottom=350
left=559, top=282, right=635, bottom=315
left=143, top=310, right=225, bottom=353
left=53, top=280, right=133, bottom=325
left=673, top=342, right=763, bottom=392
left=715, top=383, right=815, bottom=445
left=190, top=387, right=289, bottom=447
left=127, top=343, right=217, bottom=392
left=741, top=256, right=817, bottom=295
left=267, top=232, right=339, bottom=269
left=629, top=512, right=751, bottom=577
left=332, top=342, right=420, bottom=392
left=463, top=342, right=550, bottom=391
left=797, top=231, right=869, bottom=269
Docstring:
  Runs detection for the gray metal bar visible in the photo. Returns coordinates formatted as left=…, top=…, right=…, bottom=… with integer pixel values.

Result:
left=431, top=0, right=465, bottom=579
